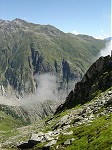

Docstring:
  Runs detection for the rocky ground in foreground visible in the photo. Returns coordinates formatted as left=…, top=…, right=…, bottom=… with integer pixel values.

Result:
left=1, top=87, right=112, bottom=150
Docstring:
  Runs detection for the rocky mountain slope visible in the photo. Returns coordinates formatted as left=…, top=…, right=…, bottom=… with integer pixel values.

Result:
left=55, top=55, right=112, bottom=113
left=0, top=18, right=105, bottom=96
left=0, top=55, right=111, bottom=150
left=0, top=18, right=106, bottom=124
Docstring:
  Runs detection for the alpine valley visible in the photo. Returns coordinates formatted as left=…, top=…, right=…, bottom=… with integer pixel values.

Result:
left=0, top=19, right=111, bottom=150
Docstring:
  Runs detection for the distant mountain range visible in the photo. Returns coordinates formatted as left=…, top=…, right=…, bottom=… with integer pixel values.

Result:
left=0, top=18, right=105, bottom=96
left=104, top=37, right=112, bottom=41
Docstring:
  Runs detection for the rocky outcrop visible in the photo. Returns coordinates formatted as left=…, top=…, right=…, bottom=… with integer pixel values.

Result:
left=55, top=55, right=112, bottom=113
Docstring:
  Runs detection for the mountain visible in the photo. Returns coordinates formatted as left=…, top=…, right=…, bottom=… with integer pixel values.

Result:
left=0, top=55, right=111, bottom=150
left=0, top=18, right=107, bottom=128
left=104, top=37, right=112, bottom=41
left=0, top=18, right=105, bottom=96
left=55, top=55, right=112, bottom=113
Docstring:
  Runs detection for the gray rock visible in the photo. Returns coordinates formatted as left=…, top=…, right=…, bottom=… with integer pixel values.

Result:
left=37, top=132, right=44, bottom=137
left=30, top=134, right=42, bottom=142
left=52, top=130, right=60, bottom=136
left=64, top=139, right=71, bottom=145
left=45, top=140, right=57, bottom=147
left=54, top=115, right=71, bottom=129
left=63, top=130, right=73, bottom=135
left=44, top=134, right=54, bottom=142
left=97, top=112, right=105, bottom=117
left=62, top=125, right=71, bottom=130
left=86, top=107, right=92, bottom=114
left=71, top=138, right=75, bottom=141
left=108, top=91, right=112, bottom=95
left=57, top=128, right=62, bottom=132
left=46, top=131, right=53, bottom=136
left=89, top=114, right=94, bottom=120
left=59, top=115, right=69, bottom=123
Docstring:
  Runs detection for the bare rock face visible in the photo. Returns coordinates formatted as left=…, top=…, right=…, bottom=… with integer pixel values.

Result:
left=55, top=55, right=112, bottom=113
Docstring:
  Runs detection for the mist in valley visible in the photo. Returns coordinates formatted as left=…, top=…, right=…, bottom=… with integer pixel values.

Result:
left=98, top=41, right=111, bottom=57
left=21, top=73, right=75, bottom=106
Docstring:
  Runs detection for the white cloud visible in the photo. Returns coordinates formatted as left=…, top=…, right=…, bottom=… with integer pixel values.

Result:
left=71, top=30, right=79, bottom=35
left=94, top=30, right=110, bottom=39
left=98, top=41, right=112, bottom=57
left=94, top=35, right=106, bottom=40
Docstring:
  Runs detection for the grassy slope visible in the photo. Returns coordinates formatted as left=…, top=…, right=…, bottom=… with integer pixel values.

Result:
left=0, top=110, right=27, bottom=143
left=30, top=87, right=111, bottom=150
left=56, top=114, right=111, bottom=150
left=30, top=31, right=105, bottom=72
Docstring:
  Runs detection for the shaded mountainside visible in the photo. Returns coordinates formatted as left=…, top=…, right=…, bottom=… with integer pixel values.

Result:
left=0, top=18, right=105, bottom=95
left=55, top=55, right=112, bottom=113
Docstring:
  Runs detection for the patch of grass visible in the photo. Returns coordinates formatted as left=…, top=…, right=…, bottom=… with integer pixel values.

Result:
left=56, top=114, right=111, bottom=150
left=0, top=111, right=25, bottom=142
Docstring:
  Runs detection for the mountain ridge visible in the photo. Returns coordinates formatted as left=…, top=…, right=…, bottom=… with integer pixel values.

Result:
left=0, top=18, right=105, bottom=96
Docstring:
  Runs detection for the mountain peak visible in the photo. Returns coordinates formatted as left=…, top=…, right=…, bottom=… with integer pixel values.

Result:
left=13, top=18, right=27, bottom=22
left=12, top=18, right=30, bottom=26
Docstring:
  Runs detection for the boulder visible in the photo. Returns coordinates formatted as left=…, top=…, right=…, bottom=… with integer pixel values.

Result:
left=37, top=132, right=45, bottom=137
left=62, top=125, right=70, bottom=130
left=63, top=130, right=73, bottom=135
left=52, top=130, right=60, bottom=136
left=108, top=91, right=112, bottom=95
left=64, top=139, right=71, bottom=145
left=59, top=115, right=69, bottom=124
left=44, top=140, right=57, bottom=147
left=89, top=114, right=94, bottom=120
left=30, top=133, right=43, bottom=142
left=44, top=134, right=54, bottom=142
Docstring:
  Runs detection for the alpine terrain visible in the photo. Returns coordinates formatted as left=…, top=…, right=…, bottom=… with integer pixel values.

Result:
left=0, top=18, right=106, bottom=123
left=0, top=19, right=111, bottom=150
left=0, top=54, right=111, bottom=150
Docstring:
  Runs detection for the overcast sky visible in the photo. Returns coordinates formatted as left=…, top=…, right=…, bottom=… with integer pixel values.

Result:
left=0, top=0, right=111, bottom=39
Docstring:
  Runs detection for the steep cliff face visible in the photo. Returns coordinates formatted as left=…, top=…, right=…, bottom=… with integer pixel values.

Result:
left=55, top=55, right=112, bottom=113
left=0, top=18, right=105, bottom=96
